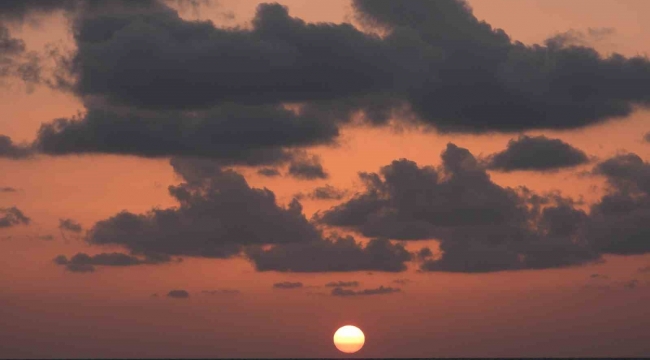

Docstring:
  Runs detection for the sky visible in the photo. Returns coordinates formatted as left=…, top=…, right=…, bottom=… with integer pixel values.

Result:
left=1, top=0, right=650, bottom=357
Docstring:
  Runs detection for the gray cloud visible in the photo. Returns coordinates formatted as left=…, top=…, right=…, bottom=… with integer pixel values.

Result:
left=257, top=167, right=281, bottom=177
left=485, top=135, right=590, bottom=172
left=35, top=104, right=338, bottom=166
left=287, top=155, right=328, bottom=180
left=295, top=185, right=347, bottom=201
left=272, top=281, right=303, bottom=289
left=53, top=252, right=170, bottom=273
left=22, top=0, right=650, bottom=165
left=81, top=157, right=322, bottom=259
left=0, top=207, right=30, bottom=228
left=59, top=218, right=82, bottom=233
left=331, top=285, right=400, bottom=297
left=318, top=143, right=599, bottom=272
left=324, top=281, right=359, bottom=288
left=246, top=236, right=412, bottom=273
left=0, top=135, right=32, bottom=159
left=167, top=289, right=189, bottom=298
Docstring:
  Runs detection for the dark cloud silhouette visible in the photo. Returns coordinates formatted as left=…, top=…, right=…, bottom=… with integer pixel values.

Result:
left=485, top=135, right=590, bottom=172
left=590, top=273, right=609, bottom=279
left=59, top=218, right=82, bottom=233
left=0, top=135, right=32, bottom=159
left=53, top=252, right=170, bottom=273
left=0, top=207, right=30, bottom=228
left=0, top=0, right=76, bottom=22
left=318, top=143, right=599, bottom=272
left=257, top=167, right=281, bottom=177
left=324, top=281, right=359, bottom=288
left=586, top=153, right=650, bottom=255
left=331, top=285, right=400, bottom=297
left=0, top=187, right=16, bottom=192
left=352, top=0, right=650, bottom=133
left=83, top=157, right=321, bottom=259
left=273, top=282, right=303, bottom=289
left=35, top=104, right=338, bottom=166
left=246, top=236, right=412, bottom=273
left=287, top=155, right=328, bottom=180
left=295, top=185, right=347, bottom=201
left=167, top=289, right=189, bottom=298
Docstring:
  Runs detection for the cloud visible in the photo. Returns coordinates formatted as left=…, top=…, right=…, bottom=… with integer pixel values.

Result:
left=287, top=155, right=328, bottom=180
left=0, top=207, right=30, bottom=228
left=590, top=273, right=609, bottom=279
left=0, top=135, right=32, bottom=159
left=324, top=281, right=359, bottom=288
left=81, top=157, right=321, bottom=259
left=38, top=235, right=54, bottom=241
left=587, top=153, right=650, bottom=255
left=0, top=187, right=16, bottom=192
left=53, top=252, right=170, bottom=272
left=485, top=135, right=590, bottom=172
left=20, top=0, right=650, bottom=166
left=257, top=168, right=281, bottom=177
left=167, top=289, right=190, bottom=298
left=273, top=282, right=303, bottom=289
left=351, top=0, right=650, bottom=133
left=639, top=266, right=650, bottom=273
left=295, top=185, right=347, bottom=201
left=246, top=236, right=412, bottom=273
left=35, top=104, right=338, bottom=166
left=331, top=285, right=400, bottom=297
left=318, top=143, right=599, bottom=272
left=59, top=218, right=82, bottom=233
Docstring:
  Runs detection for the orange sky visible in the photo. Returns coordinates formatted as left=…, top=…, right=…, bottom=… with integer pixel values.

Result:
left=1, top=0, right=650, bottom=357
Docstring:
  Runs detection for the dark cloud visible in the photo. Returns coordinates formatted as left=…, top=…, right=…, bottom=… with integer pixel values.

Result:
left=324, top=281, right=359, bottom=288
left=66, top=1, right=394, bottom=110
left=35, top=104, right=338, bottom=166
left=0, top=187, right=16, bottom=192
left=318, top=143, right=599, bottom=272
left=59, top=218, right=82, bottom=233
left=272, top=281, right=303, bottom=289
left=0, top=206, right=30, bottom=228
left=53, top=252, right=170, bottom=273
left=485, top=135, right=590, bottom=172
left=295, top=185, right=347, bottom=201
left=0, top=0, right=76, bottom=22
left=0, top=135, right=32, bottom=159
left=590, top=273, right=609, bottom=279
left=287, top=155, right=328, bottom=180
left=83, top=157, right=321, bottom=259
left=257, top=167, right=281, bottom=177
left=167, top=289, right=189, bottom=298
left=545, top=28, right=615, bottom=48
left=201, top=289, right=240, bottom=295
left=587, top=153, right=650, bottom=255
left=331, top=285, right=400, bottom=297
left=352, top=0, right=650, bottom=133
left=246, top=236, right=412, bottom=273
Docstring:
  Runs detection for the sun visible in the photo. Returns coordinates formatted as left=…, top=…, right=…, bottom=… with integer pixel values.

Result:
left=333, top=325, right=365, bottom=354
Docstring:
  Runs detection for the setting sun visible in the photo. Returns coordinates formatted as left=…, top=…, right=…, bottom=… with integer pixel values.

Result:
left=333, top=325, right=365, bottom=353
